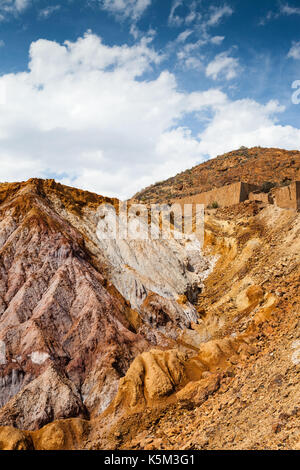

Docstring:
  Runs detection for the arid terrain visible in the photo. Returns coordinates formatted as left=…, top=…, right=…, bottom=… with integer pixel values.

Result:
left=133, top=147, right=300, bottom=204
left=0, top=147, right=299, bottom=450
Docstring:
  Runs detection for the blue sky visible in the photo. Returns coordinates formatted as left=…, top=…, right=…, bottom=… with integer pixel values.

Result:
left=0, top=0, right=299, bottom=198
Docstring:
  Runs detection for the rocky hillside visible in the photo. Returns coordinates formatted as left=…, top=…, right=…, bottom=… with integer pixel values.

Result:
left=0, top=171, right=299, bottom=450
left=0, top=178, right=211, bottom=433
left=85, top=200, right=300, bottom=451
left=133, top=147, right=300, bottom=203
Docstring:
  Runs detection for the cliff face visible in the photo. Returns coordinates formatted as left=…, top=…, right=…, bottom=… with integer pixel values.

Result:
left=133, top=147, right=300, bottom=203
left=0, top=178, right=211, bottom=431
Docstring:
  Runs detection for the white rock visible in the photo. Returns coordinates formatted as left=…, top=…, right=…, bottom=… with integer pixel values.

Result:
left=291, top=350, right=300, bottom=366
left=95, top=208, right=216, bottom=316
left=30, top=351, right=50, bottom=365
left=0, top=341, right=6, bottom=365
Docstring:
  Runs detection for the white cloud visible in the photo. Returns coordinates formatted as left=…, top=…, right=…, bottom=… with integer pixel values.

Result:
left=210, top=35, right=225, bottom=45
left=38, top=5, right=61, bottom=19
left=206, top=5, right=233, bottom=27
left=183, top=56, right=203, bottom=70
left=0, top=31, right=299, bottom=200
left=259, top=11, right=276, bottom=26
left=280, top=3, right=300, bottom=15
left=98, top=0, right=151, bottom=21
left=0, top=32, right=223, bottom=198
left=176, top=38, right=206, bottom=70
left=175, top=35, right=226, bottom=70
left=185, top=1, right=198, bottom=24
left=176, top=29, right=193, bottom=43
left=0, top=0, right=152, bottom=22
left=206, top=50, right=240, bottom=80
left=0, top=0, right=30, bottom=17
left=168, top=0, right=184, bottom=26
left=288, top=41, right=300, bottom=60
left=129, top=23, right=140, bottom=39
left=168, top=1, right=232, bottom=29
left=130, top=23, right=156, bottom=41
left=9, top=0, right=29, bottom=11
left=259, top=3, right=300, bottom=25
left=15, top=0, right=28, bottom=10
left=169, top=4, right=231, bottom=72
left=168, top=0, right=201, bottom=27
left=197, top=99, right=300, bottom=157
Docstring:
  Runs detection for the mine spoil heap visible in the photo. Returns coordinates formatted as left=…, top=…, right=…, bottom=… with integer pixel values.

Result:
left=0, top=148, right=299, bottom=450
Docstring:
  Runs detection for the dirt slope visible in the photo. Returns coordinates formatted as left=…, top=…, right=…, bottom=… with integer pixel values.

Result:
left=133, top=147, right=300, bottom=203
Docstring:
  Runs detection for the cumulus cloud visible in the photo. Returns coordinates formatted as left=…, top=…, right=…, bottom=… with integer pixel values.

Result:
left=0, top=32, right=299, bottom=199
left=196, top=99, right=300, bottom=157
left=288, top=41, right=300, bottom=60
left=0, top=32, right=223, bottom=198
left=98, top=0, right=152, bottom=21
left=206, top=50, right=240, bottom=80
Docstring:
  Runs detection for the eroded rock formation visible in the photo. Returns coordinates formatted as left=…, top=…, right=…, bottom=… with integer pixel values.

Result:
left=0, top=172, right=299, bottom=451
left=0, top=178, right=211, bottom=431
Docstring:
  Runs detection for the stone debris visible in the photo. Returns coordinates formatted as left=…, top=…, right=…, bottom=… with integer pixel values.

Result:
left=0, top=170, right=299, bottom=450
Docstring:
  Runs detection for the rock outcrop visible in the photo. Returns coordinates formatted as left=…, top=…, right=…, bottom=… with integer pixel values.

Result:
left=112, top=349, right=188, bottom=413
left=0, top=366, right=86, bottom=430
left=0, top=419, right=90, bottom=450
left=0, top=178, right=210, bottom=430
left=85, top=200, right=300, bottom=451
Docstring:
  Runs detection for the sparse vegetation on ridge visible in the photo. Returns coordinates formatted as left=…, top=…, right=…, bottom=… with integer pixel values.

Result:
left=132, top=147, right=300, bottom=204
